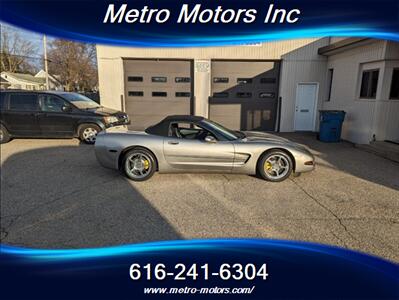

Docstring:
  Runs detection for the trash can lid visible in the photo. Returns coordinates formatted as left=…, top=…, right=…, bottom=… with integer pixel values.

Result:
left=319, top=110, right=346, bottom=114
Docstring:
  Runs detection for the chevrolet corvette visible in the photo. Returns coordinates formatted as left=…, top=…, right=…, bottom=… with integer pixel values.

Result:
left=94, top=115, right=315, bottom=182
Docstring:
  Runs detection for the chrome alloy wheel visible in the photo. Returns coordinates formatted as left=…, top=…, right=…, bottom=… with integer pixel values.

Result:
left=125, top=152, right=152, bottom=179
left=82, top=127, right=98, bottom=143
left=264, top=154, right=290, bottom=180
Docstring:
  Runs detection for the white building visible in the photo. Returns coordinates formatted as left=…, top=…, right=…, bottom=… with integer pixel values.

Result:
left=0, top=70, right=63, bottom=91
left=97, top=38, right=399, bottom=144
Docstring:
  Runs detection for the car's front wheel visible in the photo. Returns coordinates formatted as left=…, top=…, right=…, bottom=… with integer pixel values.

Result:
left=122, top=148, right=156, bottom=181
left=79, top=124, right=101, bottom=144
left=0, top=124, right=11, bottom=144
left=258, top=150, right=293, bottom=182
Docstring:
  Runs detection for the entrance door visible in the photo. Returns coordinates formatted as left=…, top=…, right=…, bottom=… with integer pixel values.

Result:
left=294, top=83, right=318, bottom=131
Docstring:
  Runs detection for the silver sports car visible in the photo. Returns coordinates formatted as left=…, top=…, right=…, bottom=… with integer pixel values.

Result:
left=95, top=115, right=315, bottom=182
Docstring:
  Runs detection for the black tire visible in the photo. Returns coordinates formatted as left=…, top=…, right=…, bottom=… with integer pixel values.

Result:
left=122, top=148, right=157, bottom=181
left=257, top=150, right=293, bottom=182
left=79, top=124, right=101, bottom=144
left=0, top=124, right=11, bottom=144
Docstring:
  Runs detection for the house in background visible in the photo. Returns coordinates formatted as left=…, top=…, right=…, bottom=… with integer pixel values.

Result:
left=96, top=37, right=399, bottom=145
left=0, top=76, right=11, bottom=89
left=0, top=70, right=64, bottom=91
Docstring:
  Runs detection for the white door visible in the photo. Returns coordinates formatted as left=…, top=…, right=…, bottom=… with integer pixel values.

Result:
left=294, top=83, right=318, bottom=131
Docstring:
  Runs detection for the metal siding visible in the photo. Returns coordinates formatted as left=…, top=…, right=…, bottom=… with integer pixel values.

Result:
left=97, top=39, right=323, bottom=132
left=322, top=40, right=389, bottom=144
left=97, top=39, right=321, bottom=61
left=279, top=38, right=330, bottom=132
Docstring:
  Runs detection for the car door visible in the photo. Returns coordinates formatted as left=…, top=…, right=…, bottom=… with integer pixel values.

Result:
left=37, top=94, right=76, bottom=136
left=163, top=122, right=235, bottom=172
left=3, top=93, right=41, bottom=136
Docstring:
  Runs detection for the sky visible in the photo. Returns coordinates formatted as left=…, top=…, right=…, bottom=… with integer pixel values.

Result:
left=1, top=22, right=55, bottom=71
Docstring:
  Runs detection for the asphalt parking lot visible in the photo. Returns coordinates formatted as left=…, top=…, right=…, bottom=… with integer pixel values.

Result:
left=1, top=134, right=398, bottom=261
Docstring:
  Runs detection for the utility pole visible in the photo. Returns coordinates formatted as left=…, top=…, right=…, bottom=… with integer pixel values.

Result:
left=43, top=35, right=49, bottom=90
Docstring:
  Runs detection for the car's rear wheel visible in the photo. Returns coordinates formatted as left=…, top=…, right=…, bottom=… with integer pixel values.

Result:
left=122, top=148, right=156, bottom=181
left=258, top=150, right=293, bottom=182
left=79, top=124, right=101, bottom=144
left=0, top=125, right=11, bottom=144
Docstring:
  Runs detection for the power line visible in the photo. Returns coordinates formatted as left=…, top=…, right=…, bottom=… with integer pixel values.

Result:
left=0, top=52, right=43, bottom=60
left=0, top=52, right=67, bottom=67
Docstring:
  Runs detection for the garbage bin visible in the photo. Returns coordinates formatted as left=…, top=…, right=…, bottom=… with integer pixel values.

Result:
left=318, top=110, right=346, bottom=142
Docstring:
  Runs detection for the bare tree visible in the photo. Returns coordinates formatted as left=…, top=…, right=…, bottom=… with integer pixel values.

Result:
left=0, top=25, right=38, bottom=73
left=48, top=39, right=98, bottom=92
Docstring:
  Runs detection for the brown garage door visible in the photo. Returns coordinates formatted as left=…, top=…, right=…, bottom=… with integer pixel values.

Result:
left=123, top=59, right=193, bottom=130
left=209, top=60, right=280, bottom=131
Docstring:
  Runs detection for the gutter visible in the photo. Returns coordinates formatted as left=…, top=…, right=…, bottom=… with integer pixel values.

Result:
left=318, top=38, right=370, bottom=56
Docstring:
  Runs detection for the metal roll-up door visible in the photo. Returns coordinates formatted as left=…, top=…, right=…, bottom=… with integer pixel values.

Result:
left=209, top=60, right=280, bottom=131
left=123, top=59, right=193, bottom=130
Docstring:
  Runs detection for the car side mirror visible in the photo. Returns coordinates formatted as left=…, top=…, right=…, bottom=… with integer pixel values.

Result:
left=62, top=105, right=72, bottom=113
left=204, top=135, right=217, bottom=143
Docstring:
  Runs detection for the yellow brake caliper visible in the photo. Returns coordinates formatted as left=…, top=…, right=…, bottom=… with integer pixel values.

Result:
left=265, top=161, right=272, bottom=171
left=143, top=159, right=150, bottom=170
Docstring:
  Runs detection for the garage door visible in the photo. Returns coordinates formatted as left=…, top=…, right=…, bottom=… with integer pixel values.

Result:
left=123, top=59, right=193, bottom=130
left=209, top=60, right=280, bottom=131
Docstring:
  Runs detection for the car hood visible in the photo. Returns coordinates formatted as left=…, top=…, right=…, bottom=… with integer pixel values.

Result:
left=87, top=106, right=121, bottom=116
left=242, top=131, right=290, bottom=143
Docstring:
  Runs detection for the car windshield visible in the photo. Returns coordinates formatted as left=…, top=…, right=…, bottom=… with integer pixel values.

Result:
left=60, top=93, right=100, bottom=109
left=202, top=119, right=242, bottom=141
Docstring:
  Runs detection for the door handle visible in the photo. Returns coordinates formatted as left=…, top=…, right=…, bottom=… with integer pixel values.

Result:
left=168, top=141, right=179, bottom=145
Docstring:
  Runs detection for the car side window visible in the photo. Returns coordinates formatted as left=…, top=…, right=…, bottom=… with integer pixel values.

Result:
left=169, top=122, right=216, bottom=141
left=9, top=93, right=39, bottom=111
left=0, top=92, right=5, bottom=111
left=40, top=95, right=68, bottom=112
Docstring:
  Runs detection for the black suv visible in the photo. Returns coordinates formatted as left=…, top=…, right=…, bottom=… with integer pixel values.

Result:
left=0, top=90, right=130, bottom=144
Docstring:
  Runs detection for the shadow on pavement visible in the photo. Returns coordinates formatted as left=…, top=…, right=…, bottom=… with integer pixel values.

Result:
left=280, top=132, right=399, bottom=191
left=0, top=144, right=181, bottom=248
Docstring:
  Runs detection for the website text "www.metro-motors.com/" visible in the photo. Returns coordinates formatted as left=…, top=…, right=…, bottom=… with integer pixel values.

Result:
left=144, top=286, right=256, bottom=295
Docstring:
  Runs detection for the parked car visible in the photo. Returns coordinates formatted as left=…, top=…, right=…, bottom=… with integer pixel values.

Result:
left=0, top=90, right=130, bottom=144
left=95, top=115, right=315, bottom=182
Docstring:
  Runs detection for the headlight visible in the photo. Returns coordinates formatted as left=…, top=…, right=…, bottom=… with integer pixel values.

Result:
left=103, top=116, right=119, bottom=124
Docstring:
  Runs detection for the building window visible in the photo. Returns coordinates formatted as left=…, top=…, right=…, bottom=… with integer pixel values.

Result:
left=128, top=76, right=143, bottom=82
left=359, top=69, right=379, bottom=99
left=175, top=77, right=190, bottom=83
left=213, top=92, right=229, bottom=98
left=175, top=92, right=191, bottom=97
left=152, top=92, right=167, bottom=97
left=237, top=78, right=252, bottom=84
left=128, top=91, right=144, bottom=97
left=260, top=78, right=276, bottom=84
left=236, top=92, right=252, bottom=98
left=326, top=68, right=333, bottom=101
left=389, top=68, right=399, bottom=99
left=152, top=76, right=167, bottom=83
left=259, top=92, right=275, bottom=99
left=213, top=77, right=229, bottom=83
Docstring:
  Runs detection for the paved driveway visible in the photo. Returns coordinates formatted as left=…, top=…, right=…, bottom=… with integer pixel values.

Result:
left=1, top=134, right=398, bottom=261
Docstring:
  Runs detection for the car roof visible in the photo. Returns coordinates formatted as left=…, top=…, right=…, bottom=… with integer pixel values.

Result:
left=163, top=115, right=204, bottom=123
left=145, top=115, right=205, bottom=136
left=0, top=90, right=74, bottom=95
